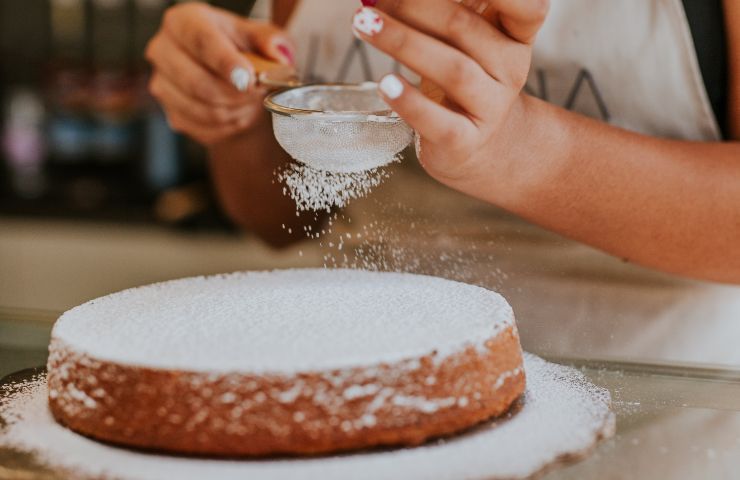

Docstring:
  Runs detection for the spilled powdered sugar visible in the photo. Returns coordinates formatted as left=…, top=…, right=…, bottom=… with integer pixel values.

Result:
left=0, top=355, right=615, bottom=480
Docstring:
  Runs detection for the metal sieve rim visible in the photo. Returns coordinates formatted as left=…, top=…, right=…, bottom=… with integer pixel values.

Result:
left=264, top=83, right=402, bottom=121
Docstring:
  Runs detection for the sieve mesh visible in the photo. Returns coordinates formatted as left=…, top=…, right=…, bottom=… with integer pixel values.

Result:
left=265, top=83, right=414, bottom=174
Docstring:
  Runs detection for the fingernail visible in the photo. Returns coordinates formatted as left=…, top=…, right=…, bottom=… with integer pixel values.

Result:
left=276, top=43, right=295, bottom=65
left=230, top=67, right=251, bottom=92
left=379, top=74, right=403, bottom=99
left=353, top=7, right=383, bottom=36
left=361, top=0, right=378, bottom=5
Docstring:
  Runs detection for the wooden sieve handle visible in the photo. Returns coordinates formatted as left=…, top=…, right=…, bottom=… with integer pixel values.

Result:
left=242, top=52, right=299, bottom=88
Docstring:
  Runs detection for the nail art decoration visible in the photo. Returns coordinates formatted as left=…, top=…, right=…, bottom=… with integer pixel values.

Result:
left=276, top=44, right=295, bottom=65
left=230, top=67, right=251, bottom=92
left=379, top=74, right=404, bottom=99
left=353, top=7, right=383, bottom=36
left=361, top=0, right=378, bottom=6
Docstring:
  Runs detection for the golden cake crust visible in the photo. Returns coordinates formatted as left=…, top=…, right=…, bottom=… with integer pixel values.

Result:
left=47, top=326, right=524, bottom=457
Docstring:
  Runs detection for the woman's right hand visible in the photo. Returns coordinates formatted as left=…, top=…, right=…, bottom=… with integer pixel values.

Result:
left=145, top=3, right=295, bottom=145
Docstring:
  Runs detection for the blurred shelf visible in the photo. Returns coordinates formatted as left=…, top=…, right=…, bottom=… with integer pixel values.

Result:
left=0, top=198, right=154, bottom=224
left=0, top=189, right=235, bottom=232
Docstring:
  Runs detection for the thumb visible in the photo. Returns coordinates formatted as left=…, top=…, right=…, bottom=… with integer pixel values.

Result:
left=235, top=20, right=296, bottom=66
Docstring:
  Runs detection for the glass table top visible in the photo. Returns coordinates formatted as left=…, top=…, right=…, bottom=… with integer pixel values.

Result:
left=1, top=308, right=739, bottom=479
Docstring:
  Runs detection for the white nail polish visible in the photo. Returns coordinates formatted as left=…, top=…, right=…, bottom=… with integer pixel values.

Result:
left=230, top=67, right=251, bottom=92
left=353, top=7, right=383, bottom=36
left=379, top=74, right=404, bottom=99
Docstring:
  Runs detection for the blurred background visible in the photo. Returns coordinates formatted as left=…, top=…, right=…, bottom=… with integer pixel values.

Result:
left=0, top=0, right=327, bottom=373
left=0, top=0, right=263, bottom=230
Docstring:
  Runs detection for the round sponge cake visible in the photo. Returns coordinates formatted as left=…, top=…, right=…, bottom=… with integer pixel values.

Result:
left=47, top=269, right=524, bottom=456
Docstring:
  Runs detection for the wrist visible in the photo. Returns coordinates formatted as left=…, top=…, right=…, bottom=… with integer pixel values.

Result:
left=487, top=94, right=576, bottom=212
left=209, top=107, right=270, bottom=149
left=441, top=94, right=546, bottom=208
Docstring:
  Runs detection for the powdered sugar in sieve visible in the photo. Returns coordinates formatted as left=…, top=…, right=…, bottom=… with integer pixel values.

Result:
left=265, top=83, right=414, bottom=174
left=0, top=354, right=615, bottom=480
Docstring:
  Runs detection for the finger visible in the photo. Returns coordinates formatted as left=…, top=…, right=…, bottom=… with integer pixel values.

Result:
left=377, top=73, right=477, bottom=149
left=146, top=33, right=252, bottom=107
left=164, top=108, right=250, bottom=146
left=229, top=19, right=296, bottom=66
left=148, top=73, right=257, bottom=127
left=353, top=7, right=501, bottom=120
left=375, top=0, right=531, bottom=87
left=461, top=0, right=549, bottom=44
left=162, top=5, right=256, bottom=92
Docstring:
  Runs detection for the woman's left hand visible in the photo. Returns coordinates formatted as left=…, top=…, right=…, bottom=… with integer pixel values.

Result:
left=352, top=0, right=548, bottom=198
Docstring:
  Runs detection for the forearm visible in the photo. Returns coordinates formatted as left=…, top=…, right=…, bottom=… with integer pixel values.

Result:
left=208, top=111, right=322, bottom=246
left=471, top=95, right=740, bottom=283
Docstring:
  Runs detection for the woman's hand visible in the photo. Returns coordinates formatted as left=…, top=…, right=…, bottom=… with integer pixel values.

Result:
left=352, top=0, right=548, bottom=195
left=356, top=0, right=740, bottom=284
left=146, top=2, right=295, bottom=146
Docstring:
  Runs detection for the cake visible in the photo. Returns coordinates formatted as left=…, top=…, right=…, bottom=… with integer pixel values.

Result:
left=46, top=269, right=525, bottom=456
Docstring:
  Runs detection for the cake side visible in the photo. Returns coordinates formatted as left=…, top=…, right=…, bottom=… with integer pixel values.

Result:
left=47, top=325, right=524, bottom=456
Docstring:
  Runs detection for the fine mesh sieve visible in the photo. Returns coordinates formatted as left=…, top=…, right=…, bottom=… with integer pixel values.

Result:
left=264, top=83, right=414, bottom=174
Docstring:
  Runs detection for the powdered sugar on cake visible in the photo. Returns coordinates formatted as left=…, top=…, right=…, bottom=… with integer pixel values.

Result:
left=50, top=269, right=514, bottom=373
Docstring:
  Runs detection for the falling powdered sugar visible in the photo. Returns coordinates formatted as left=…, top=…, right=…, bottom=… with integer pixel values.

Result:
left=278, top=162, right=395, bottom=212
left=0, top=354, right=615, bottom=480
